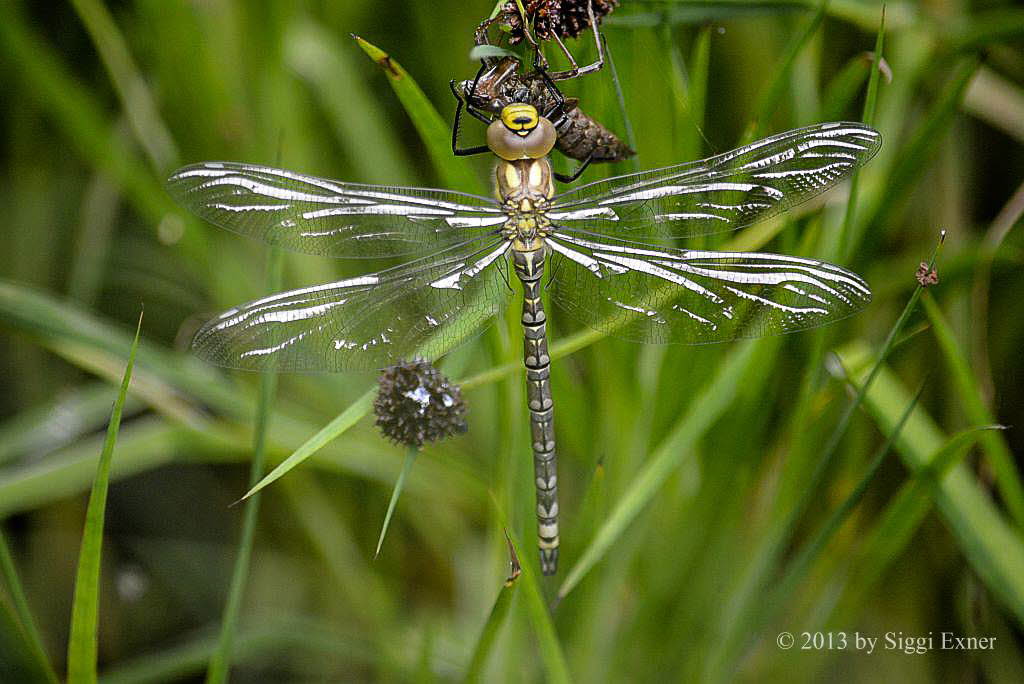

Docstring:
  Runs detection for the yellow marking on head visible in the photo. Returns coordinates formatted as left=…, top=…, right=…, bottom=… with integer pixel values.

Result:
left=520, top=198, right=533, bottom=212
left=501, top=104, right=539, bottom=132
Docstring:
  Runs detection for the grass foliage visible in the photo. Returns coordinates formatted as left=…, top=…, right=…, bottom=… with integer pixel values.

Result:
left=1, top=1, right=1023, bottom=681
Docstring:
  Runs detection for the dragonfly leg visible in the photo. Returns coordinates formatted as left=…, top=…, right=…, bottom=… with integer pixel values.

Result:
left=547, top=0, right=606, bottom=80
left=449, top=79, right=493, bottom=157
left=554, top=154, right=593, bottom=184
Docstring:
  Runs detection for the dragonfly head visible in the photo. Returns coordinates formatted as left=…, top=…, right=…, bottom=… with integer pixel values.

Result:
left=488, top=104, right=556, bottom=161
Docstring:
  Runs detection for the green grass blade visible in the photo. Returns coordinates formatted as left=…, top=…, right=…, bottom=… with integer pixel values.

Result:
left=859, top=57, right=980, bottom=242
left=68, top=0, right=179, bottom=172
left=284, top=20, right=413, bottom=185
left=860, top=7, right=885, bottom=126
left=0, top=529, right=58, bottom=683
left=0, top=5, right=198, bottom=259
left=742, top=0, right=829, bottom=143
left=558, top=339, right=763, bottom=599
left=66, top=311, right=143, bottom=684
left=0, top=595, right=55, bottom=684
left=603, top=34, right=639, bottom=172
left=0, top=279, right=246, bottom=421
left=508, top=531, right=571, bottom=684
left=205, top=249, right=282, bottom=684
left=0, top=383, right=141, bottom=467
left=766, top=379, right=924, bottom=617
left=464, top=543, right=519, bottom=682
left=375, top=446, right=419, bottom=557
left=835, top=341, right=1024, bottom=624
left=922, top=292, right=1024, bottom=528
left=352, top=35, right=483, bottom=194
left=684, top=26, right=712, bottom=160
left=837, top=5, right=884, bottom=261
left=239, top=389, right=374, bottom=500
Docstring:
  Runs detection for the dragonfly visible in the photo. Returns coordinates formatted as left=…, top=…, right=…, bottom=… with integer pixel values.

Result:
left=168, top=112, right=880, bottom=576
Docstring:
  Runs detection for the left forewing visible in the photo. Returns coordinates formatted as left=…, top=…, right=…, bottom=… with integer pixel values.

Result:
left=167, top=162, right=505, bottom=258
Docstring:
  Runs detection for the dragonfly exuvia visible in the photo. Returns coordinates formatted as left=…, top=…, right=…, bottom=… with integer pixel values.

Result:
left=168, top=110, right=880, bottom=576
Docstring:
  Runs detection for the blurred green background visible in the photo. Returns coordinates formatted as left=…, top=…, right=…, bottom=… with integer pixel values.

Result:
left=1, top=0, right=1023, bottom=681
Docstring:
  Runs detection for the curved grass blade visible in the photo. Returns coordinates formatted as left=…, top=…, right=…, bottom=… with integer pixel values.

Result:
left=68, top=0, right=179, bottom=172
left=742, top=0, right=829, bottom=144
left=833, top=340, right=1024, bottom=623
left=0, top=530, right=58, bottom=683
left=239, top=390, right=374, bottom=501
left=837, top=5, right=884, bottom=261
left=206, top=249, right=282, bottom=684
left=922, top=292, right=1024, bottom=528
left=762, top=379, right=925, bottom=627
left=465, top=532, right=521, bottom=683
left=558, top=338, right=764, bottom=600
left=375, top=446, right=419, bottom=557
left=497, top=514, right=570, bottom=684
left=352, top=35, right=483, bottom=194
left=66, top=310, right=142, bottom=684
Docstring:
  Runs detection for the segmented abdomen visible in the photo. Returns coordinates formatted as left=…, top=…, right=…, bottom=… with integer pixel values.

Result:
left=512, top=246, right=559, bottom=575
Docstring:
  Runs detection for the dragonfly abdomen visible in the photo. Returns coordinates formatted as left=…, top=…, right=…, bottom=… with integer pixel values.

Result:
left=513, top=246, right=559, bottom=575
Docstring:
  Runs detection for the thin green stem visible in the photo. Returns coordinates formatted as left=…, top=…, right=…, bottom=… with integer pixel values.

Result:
left=205, top=249, right=282, bottom=684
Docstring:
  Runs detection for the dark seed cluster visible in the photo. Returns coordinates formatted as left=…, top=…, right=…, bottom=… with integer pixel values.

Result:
left=503, top=0, right=618, bottom=43
left=373, top=359, right=468, bottom=448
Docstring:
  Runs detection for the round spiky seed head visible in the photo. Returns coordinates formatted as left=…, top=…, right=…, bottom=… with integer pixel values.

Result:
left=503, top=0, right=618, bottom=44
left=374, top=359, right=468, bottom=448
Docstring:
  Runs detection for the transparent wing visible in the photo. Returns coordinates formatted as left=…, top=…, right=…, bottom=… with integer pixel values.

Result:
left=544, top=232, right=870, bottom=344
left=548, top=122, right=880, bottom=242
left=192, top=238, right=512, bottom=371
left=167, top=162, right=506, bottom=257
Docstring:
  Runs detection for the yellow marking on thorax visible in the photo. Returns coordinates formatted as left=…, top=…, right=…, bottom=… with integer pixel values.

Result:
left=504, top=163, right=521, bottom=191
left=528, top=160, right=544, bottom=189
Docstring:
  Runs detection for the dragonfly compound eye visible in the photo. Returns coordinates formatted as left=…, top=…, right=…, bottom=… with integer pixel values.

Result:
left=488, top=106, right=557, bottom=161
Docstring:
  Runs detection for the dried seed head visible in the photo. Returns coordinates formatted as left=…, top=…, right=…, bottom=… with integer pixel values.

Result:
left=915, top=262, right=939, bottom=287
left=374, top=359, right=468, bottom=448
left=502, top=0, right=618, bottom=44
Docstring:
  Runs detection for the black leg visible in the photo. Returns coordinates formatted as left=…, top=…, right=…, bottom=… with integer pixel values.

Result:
left=449, top=61, right=497, bottom=157
left=534, top=65, right=569, bottom=126
left=450, top=86, right=491, bottom=156
left=449, top=79, right=491, bottom=126
left=553, top=155, right=593, bottom=184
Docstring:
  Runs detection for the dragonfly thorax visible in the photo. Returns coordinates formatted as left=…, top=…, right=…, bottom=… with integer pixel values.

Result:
left=497, top=158, right=554, bottom=246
